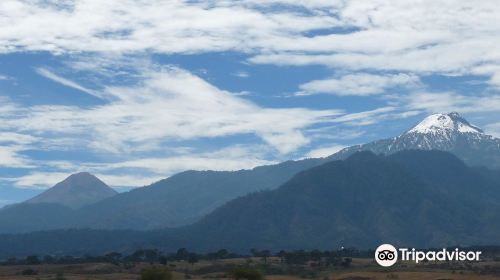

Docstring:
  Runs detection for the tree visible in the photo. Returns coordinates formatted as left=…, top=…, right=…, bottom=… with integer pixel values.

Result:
left=144, top=249, right=159, bottom=264
left=277, top=250, right=286, bottom=263
left=25, top=255, right=40, bottom=265
left=341, top=257, right=352, bottom=268
left=284, top=250, right=308, bottom=265
left=261, top=250, right=270, bottom=265
left=105, top=252, right=122, bottom=264
left=22, top=268, right=38, bottom=275
left=310, top=250, right=322, bottom=262
left=250, top=248, right=259, bottom=258
left=141, top=266, right=173, bottom=280
left=176, top=248, right=189, bottom=261
left=232, top=267, right=264, bottom=280
left=131, top=250, right=146, bottom=262
left=159, top=256, right=168, bottom=266
left=215, top=249, right=228, bottom=259
left=43, top=255, right=56, bottom=264
left=188, top=253, right=199, bottom=267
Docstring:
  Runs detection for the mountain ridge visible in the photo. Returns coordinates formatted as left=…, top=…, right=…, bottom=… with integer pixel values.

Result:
left=2, top=150, right=500, bottom=257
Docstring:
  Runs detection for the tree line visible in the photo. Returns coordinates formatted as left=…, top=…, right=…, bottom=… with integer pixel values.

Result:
left=0, top=247, right=369, bottom=266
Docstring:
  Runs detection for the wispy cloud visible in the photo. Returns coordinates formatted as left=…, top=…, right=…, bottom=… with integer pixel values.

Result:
left=404, top=92, right=500, bottom=114
left=233, top=71, right=250, bottom=78
left=13, top=66, right=340, bottom=154
left=35, top=68, right=103, bottom=98
left=1, top=0, right=500, bottom=90
left=484, top=122, right=500, bottom=138
left=0, top=74, right=13, bottom=80
left=298, top=73, right=421, bottom=96
left=305, top=145, right=345, bottom=158
left=4, top=144, right=276, bottom=189
left=0, top=63, right=345, bottom=188
left=2, top=0, right=500, bottom=191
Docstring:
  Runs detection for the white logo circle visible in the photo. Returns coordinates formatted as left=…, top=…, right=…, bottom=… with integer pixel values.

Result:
left=375, top=244, right=398, bottom=267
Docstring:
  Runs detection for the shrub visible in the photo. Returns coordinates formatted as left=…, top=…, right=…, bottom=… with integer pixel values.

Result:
left=141, top=266, right=173, bottom=280
left=21, top=268, right=38, bottom=275
left=232, top=267, right=264, bottom=280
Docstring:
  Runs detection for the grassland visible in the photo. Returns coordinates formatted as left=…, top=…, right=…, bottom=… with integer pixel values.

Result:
left=3, top=256, right=500, bottom=280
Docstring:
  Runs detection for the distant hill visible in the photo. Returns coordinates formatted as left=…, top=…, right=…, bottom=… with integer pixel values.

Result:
left=330, top=112, right=500, bottom=169
left=0, top=203, right=73, bottom=234
left=27, top=172, right=117, bottom=209
left=2, top=150, right=500, bottom=257
left=0, top=159, right=326, bottom=233
left=173, top=150, right=500, bottom=251
left=72, top=158, right=326, bottom=229
left=0, top=172, right=117, bottom=233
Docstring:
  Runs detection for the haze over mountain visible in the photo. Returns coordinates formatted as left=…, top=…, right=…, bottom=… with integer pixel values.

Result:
left=44, top=113, right=500, bottom=231
left=2, top=150, right=500, bottom=257
left=72, top=159, right=326, bottom=229
left=0, top=172, right=117, bottom=233
left=26, top=172, right=117, bottom=209
left=1, top=112, right=499, bottom=235
left=331, top=112, right=500, bottom=169
left=166, top=150, right=500, bottom=252
left=0, top=159, right=326, bottom=233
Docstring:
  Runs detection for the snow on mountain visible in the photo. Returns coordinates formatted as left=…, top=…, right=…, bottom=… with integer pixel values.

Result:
left=407, top=112, right=483, bottom=134
left=329, top=112, right=500, bottom=169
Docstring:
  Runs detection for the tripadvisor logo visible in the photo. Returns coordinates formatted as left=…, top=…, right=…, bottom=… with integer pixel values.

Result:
left=374, top=244, right=482, bottom=267
left=375, top=244, right=398, bottom=267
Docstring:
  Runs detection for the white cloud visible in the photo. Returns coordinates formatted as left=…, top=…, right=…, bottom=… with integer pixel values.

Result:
left=0, top=130, right=38, bottom=168
left=484, top=123, right=500, bottom=138
left=0, top=0, right=499, bottom=91
left=0, top=200, right=14, bottom=207
left=35, top=68, right=103, bottom=98
left=0, top=132, right=38, bottom=145
left=2, top=0, right=499, bottom=189
left=0, top=145, right=33, bottom=168
left=0, top=64, right=348, bottom=189
left=233, top=71, right=250, bottom=78
left=331, top=107, right=396, bottom=126
left=6, top=172, right=69, bottom=189
left=0, top=1, right=499, bottom=93
left=4, top=66, right=341, bottom=155
left=0, top=1, right=338, bottom=54
left=404, top=92, right=500, bottom=114
left=305, top=145, right=345, bottom=158
left=1, top=62, right=411, bottom=188
left=4, top=144, right=276, bottom=189
left=105, top=145, right=274, bottom=175
left=298, top=73, right=420, bottom=96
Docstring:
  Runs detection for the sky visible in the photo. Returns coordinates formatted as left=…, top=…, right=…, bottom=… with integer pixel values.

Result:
left=1, top=0, right=500, bottom=206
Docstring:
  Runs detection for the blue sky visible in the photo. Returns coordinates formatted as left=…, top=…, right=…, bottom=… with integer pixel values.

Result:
left=1, top=0, right=500, bottom=206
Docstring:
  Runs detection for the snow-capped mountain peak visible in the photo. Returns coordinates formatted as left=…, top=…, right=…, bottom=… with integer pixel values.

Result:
left=330, top=112, right=500, bottom=169
left=407, top=112, right=483, bottom=135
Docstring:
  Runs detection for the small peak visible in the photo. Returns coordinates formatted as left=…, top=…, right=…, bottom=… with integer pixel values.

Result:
left=61, top=172, right=105, bottom=187
left=407, top=112, right=483, bottom=134
left=70, top=172, right=94, bottom=178
left=26, top=172, right=116, bottom=208
left=65, top=172, right=97, bottom=181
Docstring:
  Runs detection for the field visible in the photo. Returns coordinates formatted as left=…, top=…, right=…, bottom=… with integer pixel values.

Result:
left=3, top=257, right=500, bottom=280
